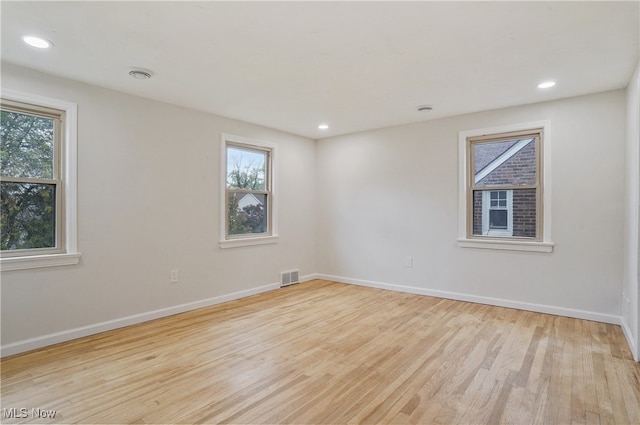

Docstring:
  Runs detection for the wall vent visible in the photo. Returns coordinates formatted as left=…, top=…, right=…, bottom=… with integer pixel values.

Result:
left=280, top=269, right=300, bottom=287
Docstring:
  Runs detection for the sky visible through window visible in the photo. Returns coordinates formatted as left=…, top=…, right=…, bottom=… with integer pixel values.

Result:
left=226, top=146, right=266, bottom=190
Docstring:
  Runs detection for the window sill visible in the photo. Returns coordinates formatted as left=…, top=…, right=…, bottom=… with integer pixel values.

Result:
left=1, top=252, right=82, bottom=271
left=457, top=238, right=554, bottom=253
left=219, top=235, right=279, bottom=249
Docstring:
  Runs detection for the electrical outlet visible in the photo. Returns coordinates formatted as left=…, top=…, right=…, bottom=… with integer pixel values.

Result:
left=170, top=269, right=179, bottom=283
left=404, top=256, right=413, bottom=268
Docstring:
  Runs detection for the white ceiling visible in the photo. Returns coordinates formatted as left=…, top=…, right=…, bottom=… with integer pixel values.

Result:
left=1, top=1, right=639, bottom=139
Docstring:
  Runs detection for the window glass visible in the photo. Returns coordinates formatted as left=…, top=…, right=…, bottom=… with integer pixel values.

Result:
left=1, top=103, right=62, bottom=253
left=226, top=146, right=266, bottom=190
left=511, top=188, right=537, bottom=238
left=1, top=182, right=56, bottom=250
left=489, top=209, right=508, bottom=229
left=468, top=132, right=540, bottom=240
left=227, top=192, right=268, bottom=236
left=224, top=142, right=271, bottom=239
left=1, top=110, right=55, bottom=179
left=472, top=138, right=536, bottom=187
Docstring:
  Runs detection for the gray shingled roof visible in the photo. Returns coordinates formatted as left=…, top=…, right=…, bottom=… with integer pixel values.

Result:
left=474, top=140, right=519, bottom=174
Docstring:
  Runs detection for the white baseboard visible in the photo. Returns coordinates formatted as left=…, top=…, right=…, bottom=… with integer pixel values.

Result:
left=317, top=273, right=623, bottom=326
left=2, top=273, right=321, bottom=358
left=620, top=320, right=639, bottom=362
left=1, top=279, right=291, bottom=358
left=2, top=273, right=628, bottom=359
left=300, top=273, right=320, bottom=282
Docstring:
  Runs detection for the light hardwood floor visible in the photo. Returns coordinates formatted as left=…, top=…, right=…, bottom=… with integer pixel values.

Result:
left=2, top=280, right=639, bottom=424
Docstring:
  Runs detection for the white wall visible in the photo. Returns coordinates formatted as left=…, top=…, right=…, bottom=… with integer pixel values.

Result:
left=1, top=63, right=634, bottom=359
left=1, top=63, right=317, bottom=353
left=623, top=59, right=640, bottom=361
left=317, top=90, right=626, bottom=323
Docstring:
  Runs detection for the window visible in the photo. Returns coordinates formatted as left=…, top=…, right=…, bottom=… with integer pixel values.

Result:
left=220, top=134, right=277, bottom=248
left=458, top=121, right=553, bottom=252
left=0, top=89, right=79, bottom=270
left=483, top=190, right=513, bottom=236
left=470, top=132, right=539, bottom=239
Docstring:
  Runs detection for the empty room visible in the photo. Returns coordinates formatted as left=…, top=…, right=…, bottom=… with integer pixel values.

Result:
left=1, top=1, right=639, bottom=424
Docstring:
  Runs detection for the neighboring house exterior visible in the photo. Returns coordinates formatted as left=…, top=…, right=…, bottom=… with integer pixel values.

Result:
left=229, top=192, right=267, bottom=235
left=472, top=138, right=537, bottom=238
left=237, top=192, right=263, bottom=211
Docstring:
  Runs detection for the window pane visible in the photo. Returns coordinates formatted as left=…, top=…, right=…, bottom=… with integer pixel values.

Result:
left=472, top=191, right=483, bottom=236
left=1, top=182, right=56, bottom=250
left=473, top=189, right=536, bottom=237
left=227, top=191, right=268, bottom=236
left=226, top=147, right=266, bottom=190
left=489, top=210, right=508, bottom=229
left=1, top=110, right=55, bottom=179
left=512, top=188, right=537, bottom=238
left=473, top=138, right=536, bottom=187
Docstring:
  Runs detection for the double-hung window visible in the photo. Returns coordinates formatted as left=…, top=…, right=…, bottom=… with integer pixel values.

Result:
left=0, top=90, right=79, bottom=270
left=458, top=121, right=553, bottom=252
left=220, top=134, right=277, bottom=248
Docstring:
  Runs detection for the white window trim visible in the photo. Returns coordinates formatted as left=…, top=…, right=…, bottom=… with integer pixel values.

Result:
left=0, top=88, right=80, bottom=271
left=219, top=133, right=278, bottom=249
left=458, top=120, right=554, bottom=253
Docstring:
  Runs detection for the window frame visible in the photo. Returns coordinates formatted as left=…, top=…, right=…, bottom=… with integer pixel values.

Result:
left=0, top=88, right=80, bottom=270
left=1, top=100, right=65, bottom=256
left=219, top=133, right=278, bottom=249
left=458, top=121, right=553, bottom=253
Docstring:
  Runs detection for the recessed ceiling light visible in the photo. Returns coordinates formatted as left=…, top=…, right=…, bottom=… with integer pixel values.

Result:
left=416, top=105, right=434, bottom=112
left=128, top=68, right=153, bottom=80
left=23, top=35, right=52, bottom=49
left=318, top=124, right=329, bottom=130
left=537, top=81, right=556, bottom=89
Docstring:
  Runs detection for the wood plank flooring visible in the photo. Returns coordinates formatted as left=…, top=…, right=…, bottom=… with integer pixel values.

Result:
left=1, top=280, right=639, bottom=424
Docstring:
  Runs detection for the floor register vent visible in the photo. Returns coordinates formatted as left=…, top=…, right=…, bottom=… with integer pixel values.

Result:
left=280, top=269, right=300, bottom=287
